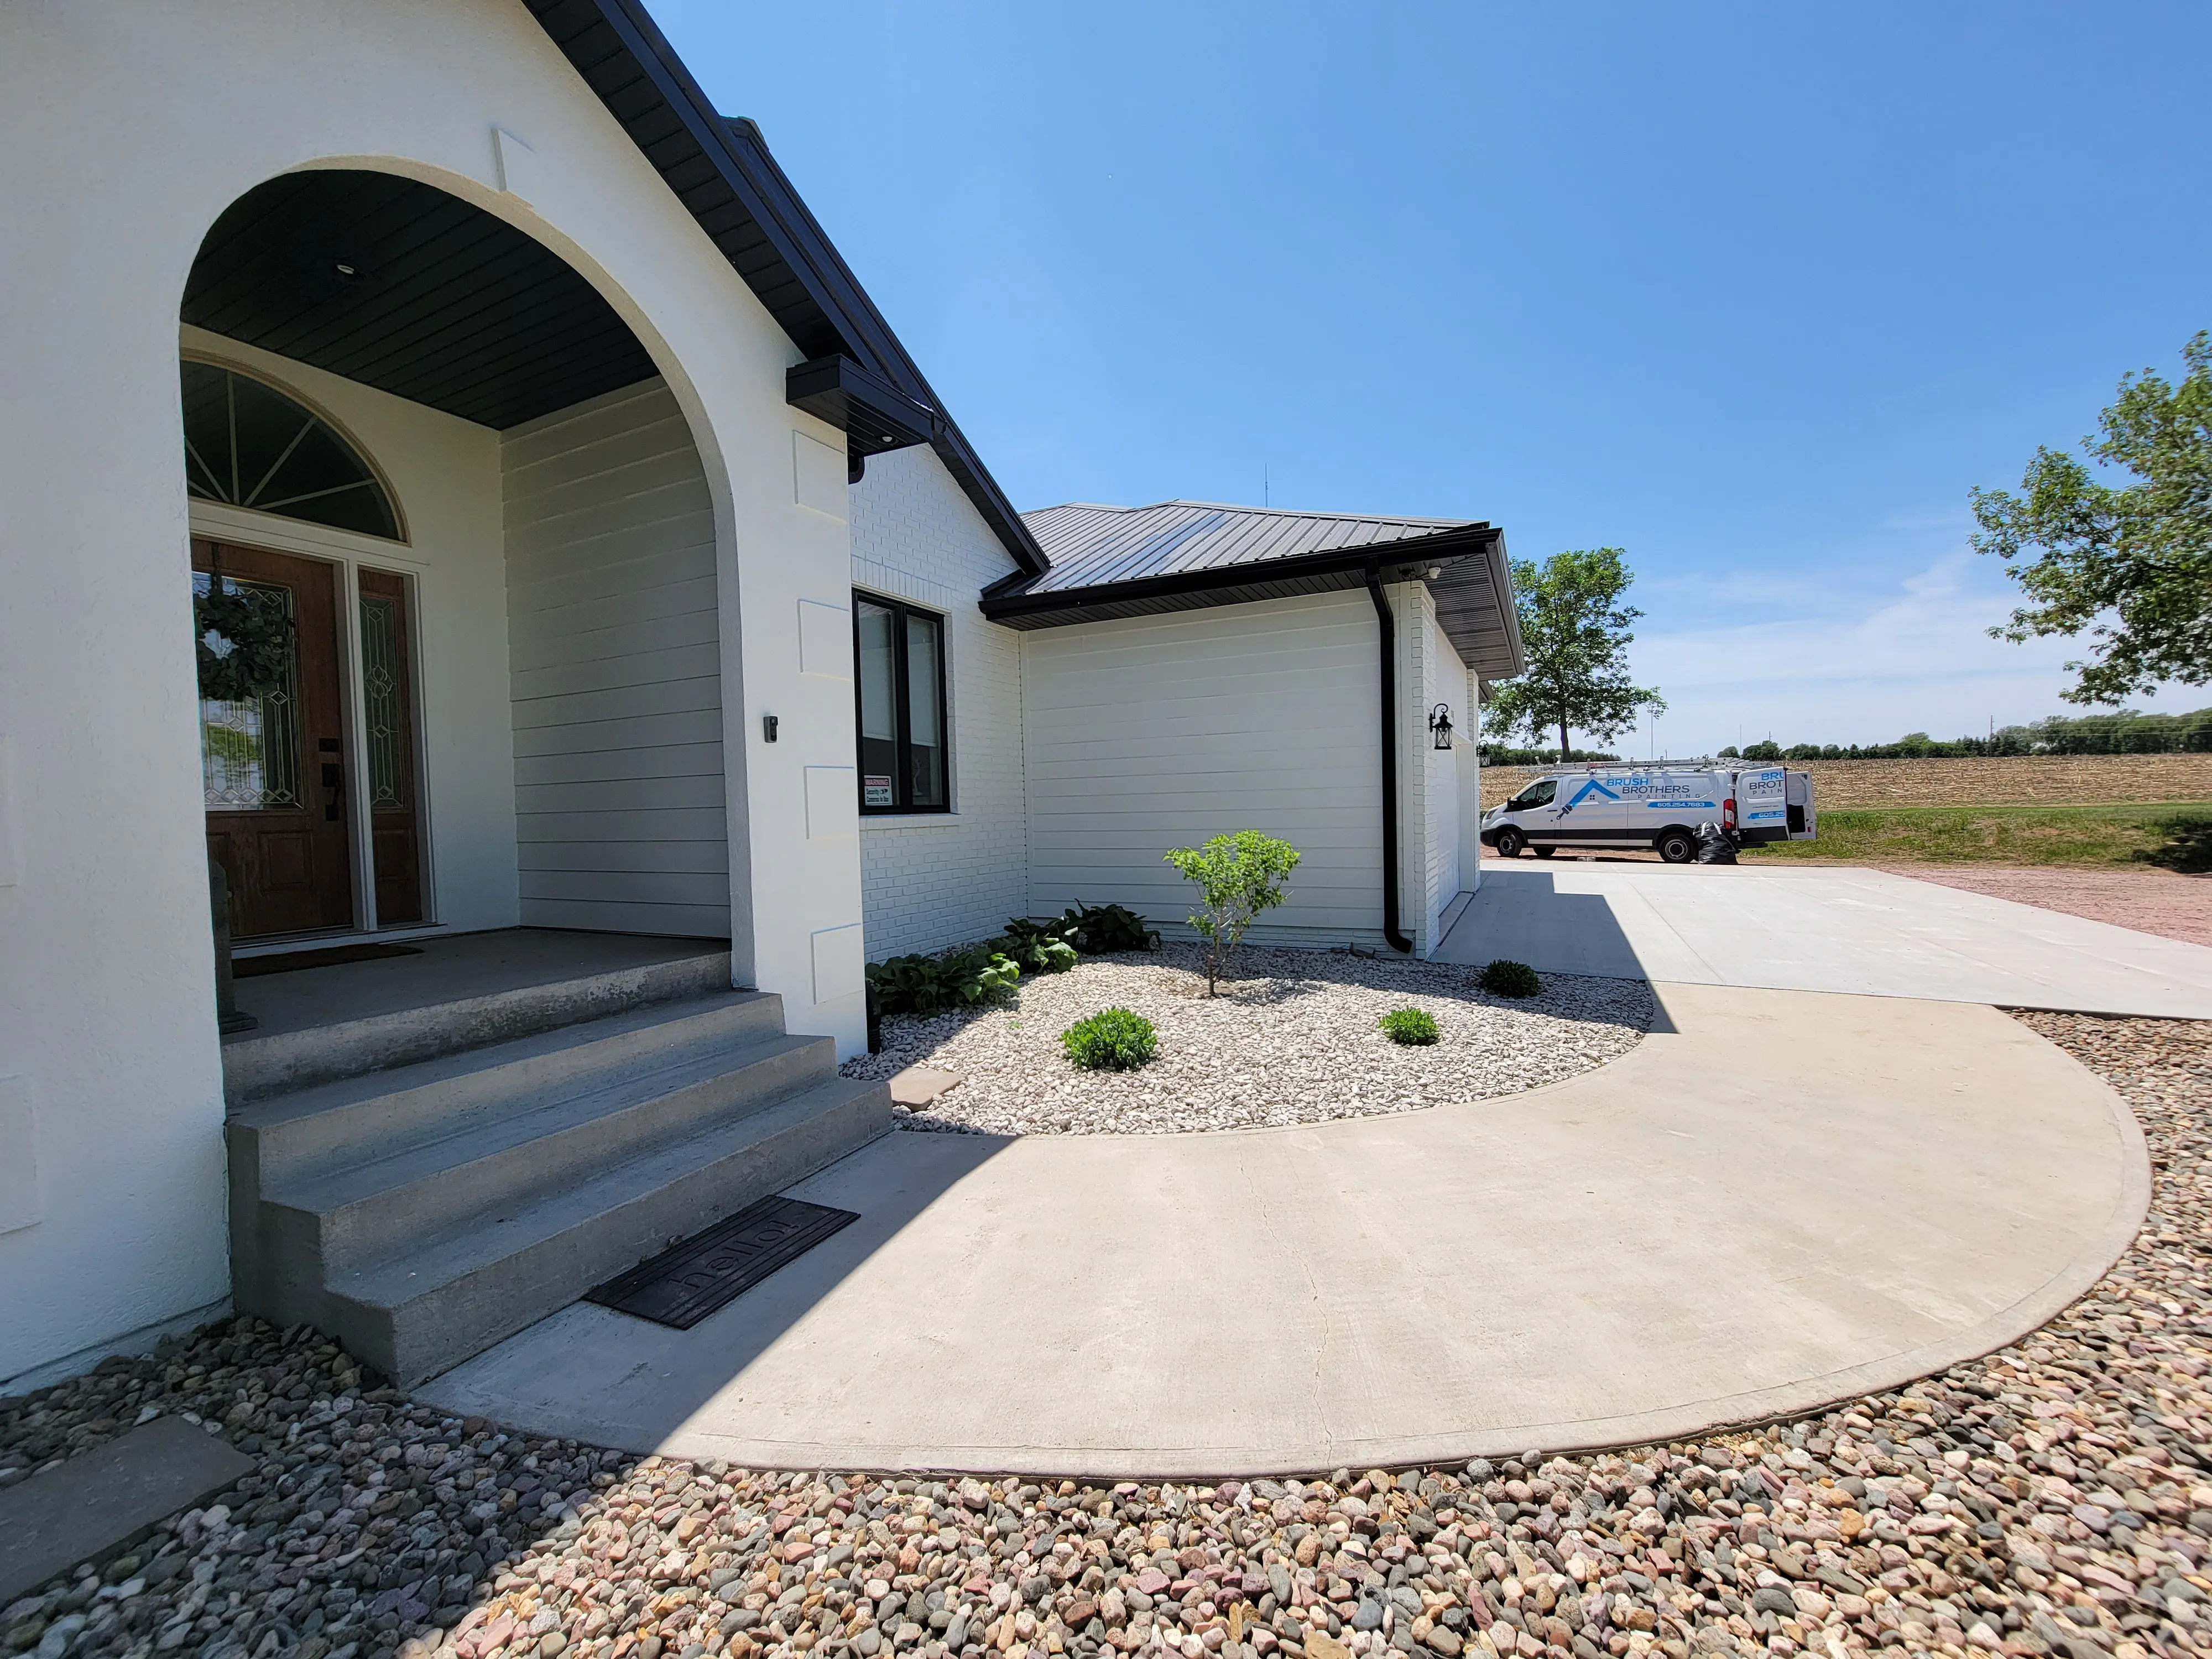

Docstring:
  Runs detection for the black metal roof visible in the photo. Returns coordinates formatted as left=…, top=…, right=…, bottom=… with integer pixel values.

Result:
left=985, top=501, right=1526, bottom=680
left=520, top=0, right=1047, bottom=575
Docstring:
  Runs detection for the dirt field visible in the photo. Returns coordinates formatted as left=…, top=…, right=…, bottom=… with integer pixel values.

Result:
left=1480, top=752, right=2212, bottom=808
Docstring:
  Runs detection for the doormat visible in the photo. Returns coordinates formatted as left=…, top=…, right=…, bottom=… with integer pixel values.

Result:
left=586, top=1196, right=859, bottom=1330
left=233, top=943, right=425, bottom=978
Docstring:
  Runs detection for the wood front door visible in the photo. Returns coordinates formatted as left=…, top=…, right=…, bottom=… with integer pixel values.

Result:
left=195, top=539, right=356, bottom=939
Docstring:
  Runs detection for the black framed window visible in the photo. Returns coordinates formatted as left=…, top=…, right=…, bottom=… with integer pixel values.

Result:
left=854, top=594, right=948, bottom=813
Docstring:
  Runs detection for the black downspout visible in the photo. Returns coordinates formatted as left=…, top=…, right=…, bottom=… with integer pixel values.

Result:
left=1365, top=562, right=1415, bottom=953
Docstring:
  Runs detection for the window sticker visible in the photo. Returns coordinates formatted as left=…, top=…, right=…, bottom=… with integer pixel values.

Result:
left=863, top=775, right=895, bottom=807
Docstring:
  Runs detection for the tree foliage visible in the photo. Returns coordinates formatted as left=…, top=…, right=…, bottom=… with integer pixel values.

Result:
left=1483, top=547, right=1663, bottom=761
left=1972, top=331, right=2212, bottom=705
left=1163, top=830, right=1300, bottom=997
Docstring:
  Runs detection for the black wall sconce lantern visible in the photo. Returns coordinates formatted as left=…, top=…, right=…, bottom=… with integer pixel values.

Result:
left=1428, top=703, right=1454, bottom=749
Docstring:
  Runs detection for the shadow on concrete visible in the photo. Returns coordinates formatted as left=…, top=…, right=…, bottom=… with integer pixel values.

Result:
left=413, top=1125, right=1018, bottom=1457
left=1437, top=868, right=1653, bottom=983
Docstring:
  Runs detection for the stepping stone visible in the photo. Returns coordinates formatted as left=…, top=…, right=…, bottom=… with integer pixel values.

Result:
left=888, top=1066, right=962, bottom=1107
left=0, top=1416, right=253, bottom=1603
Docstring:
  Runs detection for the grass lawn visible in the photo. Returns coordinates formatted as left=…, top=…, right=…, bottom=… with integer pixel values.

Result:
left=1741, top=799, right=2212, bottom=867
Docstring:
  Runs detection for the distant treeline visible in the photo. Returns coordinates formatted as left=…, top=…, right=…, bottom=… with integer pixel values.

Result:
left=1718, top=707, right=2212, bottom=761
left=1479, top=744, right=1622, bottom=765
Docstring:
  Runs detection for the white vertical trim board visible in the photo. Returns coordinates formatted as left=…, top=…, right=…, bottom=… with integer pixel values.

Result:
left=797, top=599, right=851, bottom=677
left=0, top=1075, right=39, bottom=1235
left=503, top=380, right=732, bottom=937
left=811, top=923, right=865, bottom=1003
left=0, top=735, right=18, bottom=888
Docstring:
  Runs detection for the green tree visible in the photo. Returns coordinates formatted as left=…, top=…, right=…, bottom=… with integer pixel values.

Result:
left=1483, top=547, right=1664, bottom=761
left=1972, top=331, right=2212, bottom=705
left=1163, top=830, right=1300, bottom=997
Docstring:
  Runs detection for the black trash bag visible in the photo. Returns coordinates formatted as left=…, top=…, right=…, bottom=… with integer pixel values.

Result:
left=1694, top=822, right=1739, bottom=865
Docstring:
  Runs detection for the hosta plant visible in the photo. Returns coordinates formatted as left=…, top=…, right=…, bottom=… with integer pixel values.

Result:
left=1058, top=901, right=1161, bottom=954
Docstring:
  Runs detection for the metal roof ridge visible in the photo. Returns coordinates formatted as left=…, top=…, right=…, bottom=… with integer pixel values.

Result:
left=1025, top=496, right=1479, bottom=529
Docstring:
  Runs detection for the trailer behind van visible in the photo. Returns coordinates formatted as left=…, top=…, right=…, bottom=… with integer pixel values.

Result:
left=1480, top=762, right=1817, bottom=863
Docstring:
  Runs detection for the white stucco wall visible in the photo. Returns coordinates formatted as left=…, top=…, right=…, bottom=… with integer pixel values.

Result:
left=181, top=324, right=521, bottom=939
left=849, top=447, right=1027, bottom=958
left=0, top=0, right=867, bottom=1384
left=504, top=380, right=729, bottom=938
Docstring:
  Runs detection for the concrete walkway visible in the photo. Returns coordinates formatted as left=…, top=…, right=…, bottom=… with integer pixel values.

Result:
left=1437, top=862, right=2212, bottom=1017
left=418, top=982, right=2147, bottom=1477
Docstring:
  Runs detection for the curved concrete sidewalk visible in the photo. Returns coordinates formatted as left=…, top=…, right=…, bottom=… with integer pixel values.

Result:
left=419, top=983, right=2149, bottom=1477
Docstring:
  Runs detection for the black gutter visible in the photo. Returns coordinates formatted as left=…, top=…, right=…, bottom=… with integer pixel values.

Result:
left=1364, top=561, right=1416, bottom=955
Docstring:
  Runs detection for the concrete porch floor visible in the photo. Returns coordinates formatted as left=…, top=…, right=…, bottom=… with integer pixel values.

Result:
left=220, top=928, right=732, bottom=1102
left=223, top=928, right=728, bottom=1041
left=415, top=981, right=2148, bottom=1478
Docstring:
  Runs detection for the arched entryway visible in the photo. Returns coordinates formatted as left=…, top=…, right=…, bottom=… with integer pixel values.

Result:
left=180, top=169, right=734, bottom=948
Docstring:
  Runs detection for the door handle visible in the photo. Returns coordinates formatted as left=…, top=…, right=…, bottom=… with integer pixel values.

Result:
left=322, top=757, right=344, bottom=821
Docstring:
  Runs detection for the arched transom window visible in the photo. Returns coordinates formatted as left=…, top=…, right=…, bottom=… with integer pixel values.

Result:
left=181, top=361, right=401, bottom=540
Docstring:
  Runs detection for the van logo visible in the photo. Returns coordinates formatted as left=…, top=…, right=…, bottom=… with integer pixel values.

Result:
left=1565, top=779, right=1620, bottom=808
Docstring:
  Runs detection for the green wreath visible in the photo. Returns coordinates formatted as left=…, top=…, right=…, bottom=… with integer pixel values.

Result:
left=195, top=579, right=294, bottom=703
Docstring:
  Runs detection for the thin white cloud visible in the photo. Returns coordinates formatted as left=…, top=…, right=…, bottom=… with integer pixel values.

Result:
left=1614, top=552, right=2199, bottom=754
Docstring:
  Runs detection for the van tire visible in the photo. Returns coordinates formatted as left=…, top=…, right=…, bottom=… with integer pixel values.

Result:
left=1494, top=827, right=1526, bottom=859
left=1655, top=828, right=1697, bottom=864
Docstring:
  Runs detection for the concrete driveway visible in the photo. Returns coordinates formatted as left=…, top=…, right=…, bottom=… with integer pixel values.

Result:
left=1437, top=862, right=2212, bottom=1017
left=416, top=982, right=2145, bottom=1477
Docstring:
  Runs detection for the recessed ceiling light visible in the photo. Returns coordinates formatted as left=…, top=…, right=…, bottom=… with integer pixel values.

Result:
left=333, top=262, right=361, bottom=280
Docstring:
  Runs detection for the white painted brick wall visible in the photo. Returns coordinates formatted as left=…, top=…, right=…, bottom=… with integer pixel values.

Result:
left=849, top=446, right=1028, bottom=958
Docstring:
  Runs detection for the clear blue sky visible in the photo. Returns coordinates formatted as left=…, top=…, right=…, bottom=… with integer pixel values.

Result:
left=657, top=1, right=2210, bottom=757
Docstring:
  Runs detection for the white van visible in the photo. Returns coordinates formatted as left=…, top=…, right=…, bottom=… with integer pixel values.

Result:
left=1479, top=764, right=1817, bottom=863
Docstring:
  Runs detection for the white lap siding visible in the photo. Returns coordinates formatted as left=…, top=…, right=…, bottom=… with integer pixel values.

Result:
left=849, top=447, right=1027, bottom=957
left=502, top=380, right=731, bottom=937
left=1021, top=591, right=1411, bottom=950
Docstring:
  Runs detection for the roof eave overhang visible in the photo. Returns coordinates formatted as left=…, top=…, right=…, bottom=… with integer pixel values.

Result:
left=520, top=0, right=1048, bottom=576
left=983, top=524, right=1525, bottom=680
left=787, top=355, right=936, bottom=459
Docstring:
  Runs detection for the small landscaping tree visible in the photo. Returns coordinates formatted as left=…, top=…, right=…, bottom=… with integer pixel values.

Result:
left=1164, top=830, right=1301, bottom=996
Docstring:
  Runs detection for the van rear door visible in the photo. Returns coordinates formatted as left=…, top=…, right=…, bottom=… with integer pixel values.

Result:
left=1786, top=770, right=1817, bottom=839
left=1738, top=766, right=1789, bottom=843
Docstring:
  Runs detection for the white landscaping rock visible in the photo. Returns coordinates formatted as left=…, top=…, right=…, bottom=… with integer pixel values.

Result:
left=841, top=942, right=1653, bottom=1136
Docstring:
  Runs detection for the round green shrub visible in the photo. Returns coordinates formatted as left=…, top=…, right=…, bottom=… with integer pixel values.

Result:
left=1061, top=1007, right=1157, bottom=1071
left=1378, top=1006, right=1439, bottom=1045
left=1478, top=958, right=1542, bottom=998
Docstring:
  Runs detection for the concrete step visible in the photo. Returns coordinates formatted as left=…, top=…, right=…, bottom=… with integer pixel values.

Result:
left=229, top=990, right=786, bottom=1191
left=262, top=1030, right=833, bottom=1275
left=221, top=945, right=734, bottom=1103
left=320, top=1074, right=890, bottom=1383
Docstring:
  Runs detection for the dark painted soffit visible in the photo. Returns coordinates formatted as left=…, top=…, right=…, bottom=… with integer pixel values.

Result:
left=786, top=357, right=935, bottom=461
left=521, top=0, right=1047, bottom=576
left=980, top=524, right=1527, bottom=680
left=184, top=170, right=658, bottom=431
